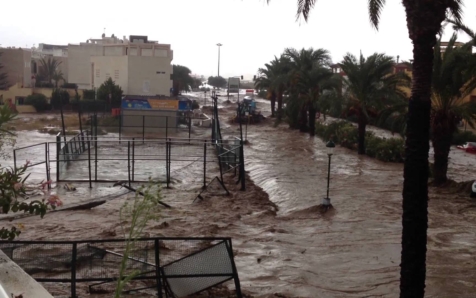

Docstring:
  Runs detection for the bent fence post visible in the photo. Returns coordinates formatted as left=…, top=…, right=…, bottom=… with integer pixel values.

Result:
left=87, top=139, right=92, bottom=188
left=154, top=239, right=163, bottom=298
left=56, top=133, right=60, bottom=182
left=203, top=140, right=207, bottom=189
left=71, top=243, right=77, bottom=298
left=128, top=141, right=131, bottom=187
left=132, top=138, right=135, bottom=182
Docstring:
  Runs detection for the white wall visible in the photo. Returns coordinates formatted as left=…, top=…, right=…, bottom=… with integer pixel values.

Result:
left=127, top=56, right=172, bottom=96
left=91, top=56, right=129, bottom=93
left=68, top=44, right=103, bottom=89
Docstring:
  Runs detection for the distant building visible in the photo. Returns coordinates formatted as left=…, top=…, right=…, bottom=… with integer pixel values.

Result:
left=0, top=47, right=32, bottom=89
left=33, top=43, right=68, bottom=59
left=68, top=34, right=173, bottom=96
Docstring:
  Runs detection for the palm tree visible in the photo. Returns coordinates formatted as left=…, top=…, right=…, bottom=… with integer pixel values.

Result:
left=172, top=65, right=194, bottom=96
left=38, top=57, right=62, bottom=85
left=285, top=48, right=333, bottom=135
left=255, top=62, right=277, bottom=117
left=317, top=74, right=344, bottom=121
left=266, top=0, right=465, bottom=296
left=270, top=55, right=292, bottom=120
left=339, top=52, right=410, bottom=154
left=52, top=70, right=64, bottom=88
left=255, top=55, right=292, bottom=119
left=431, top=35, right=476, bottom=185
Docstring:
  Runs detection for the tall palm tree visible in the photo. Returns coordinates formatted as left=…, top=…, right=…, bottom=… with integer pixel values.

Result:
left=172, top=64, right=194, bottom=96
left=255, top=62, right=277, bottom=117
left=431, top=35, right=476, bottom=185
left=317, top=74, right=344, bottom=121
left=340, top=52, right=410, bottom=154
left=52, top=70, right=64, bottom=88
left=285, top=48, right=332, bottom=135
left=270, top=55, right=292, bottom=120
left=38, top=57, right=62, bottom=85
left=266, top=0, right=465, bottom=296
left=255, top=56, right=292, bottom=119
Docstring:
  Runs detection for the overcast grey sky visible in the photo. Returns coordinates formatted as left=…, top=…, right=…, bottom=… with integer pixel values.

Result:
left=2, top=0, right=476, bottom=80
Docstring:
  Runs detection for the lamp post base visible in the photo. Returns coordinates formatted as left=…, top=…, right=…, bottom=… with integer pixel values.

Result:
left=319, top=197, right=333, bottom=214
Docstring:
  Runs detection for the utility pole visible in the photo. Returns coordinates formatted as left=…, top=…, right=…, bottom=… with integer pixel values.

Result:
left=217, top=43, right=222, bottom=77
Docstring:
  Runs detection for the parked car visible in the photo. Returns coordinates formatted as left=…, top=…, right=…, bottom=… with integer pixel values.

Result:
left=471, top=181, right=476, bottom=198
left=456, top=142, right=476, bottom=154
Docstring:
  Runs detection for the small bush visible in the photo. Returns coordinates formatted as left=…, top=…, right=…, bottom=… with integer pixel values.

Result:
left=315, top=120, right=404, bottom=162
left=51, top=89, right=70, bottom=109
left=451, top=130, right=476, bottom=145
left=83, top=89, right=96, bottom=100
left=25, top=94, right=48, bottom=112
left=191, top=100, right=200, bottom=110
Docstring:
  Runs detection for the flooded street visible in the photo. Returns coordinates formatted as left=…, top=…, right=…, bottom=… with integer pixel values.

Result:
left=1, top=93, right=476, bottom=297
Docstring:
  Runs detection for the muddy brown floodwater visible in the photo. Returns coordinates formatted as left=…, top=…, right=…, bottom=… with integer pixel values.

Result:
left=2, top=91, right=476, bottom=297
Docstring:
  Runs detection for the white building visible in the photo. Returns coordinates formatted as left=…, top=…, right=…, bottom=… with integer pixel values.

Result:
left=68, top=34, right=173, bottom=96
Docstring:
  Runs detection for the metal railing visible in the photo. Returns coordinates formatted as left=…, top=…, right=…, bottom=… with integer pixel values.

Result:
left=211, top=92, right=246, bottom=190
left=90, top=114, right=210, bottom=143
left=0, top=237, right=242, bottom=298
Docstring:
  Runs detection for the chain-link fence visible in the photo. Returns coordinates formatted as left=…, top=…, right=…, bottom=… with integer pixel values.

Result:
left=0, top=237, right=242, bottom=297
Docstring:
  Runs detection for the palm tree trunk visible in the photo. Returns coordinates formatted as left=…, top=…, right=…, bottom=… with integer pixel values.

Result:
left=357, top=117, right=366, bottom=155
left=277, top=91, right=283, bottom=120
left=431, top=114, right=454, bottom=185
left=400, top=36, right=434, bottom=298
left=308, top=104, right=316, bottom=136
left=299, top=103, right=308, bottom=133
left=270, top=92, right=276, bottom=117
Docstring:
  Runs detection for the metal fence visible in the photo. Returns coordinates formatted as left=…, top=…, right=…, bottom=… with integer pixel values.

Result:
left=89, top=114, right=211, bottom=142
left=211, top=92, right=246, bottom=190
left=0, top=237, right=242, bottom=298
left=56, top=137, right=218, bottom=189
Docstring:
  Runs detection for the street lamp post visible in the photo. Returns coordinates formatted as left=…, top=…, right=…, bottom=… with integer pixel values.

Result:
left=217, top=43, right=222, bottom=77
left=322, top=140, right=335, bottom=210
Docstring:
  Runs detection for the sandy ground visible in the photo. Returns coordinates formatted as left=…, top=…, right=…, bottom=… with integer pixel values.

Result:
left=0, top=91, right=476, bottom=297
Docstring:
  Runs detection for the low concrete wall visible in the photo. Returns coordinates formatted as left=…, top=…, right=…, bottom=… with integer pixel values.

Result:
left=16, top=105, right=37, bottom=113
left=0, top=250, right=53, bottom=298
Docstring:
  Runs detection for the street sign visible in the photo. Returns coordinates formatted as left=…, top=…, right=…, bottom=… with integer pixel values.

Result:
left=228, top=77, right=240, bottom=93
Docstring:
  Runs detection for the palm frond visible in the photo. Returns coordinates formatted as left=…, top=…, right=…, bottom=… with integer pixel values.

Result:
left=368, top=0, right=385, bottom=30
left=446, top=0, right=464, bottom=24
left=296, top=0, right=317, bottom=22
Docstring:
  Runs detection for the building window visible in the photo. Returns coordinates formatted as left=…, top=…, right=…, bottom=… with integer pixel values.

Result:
left=106, top=73, right=111, bottom=79
left=96, top=69, right=100, bottom=78
left=114, top=70, right=119, bottom=80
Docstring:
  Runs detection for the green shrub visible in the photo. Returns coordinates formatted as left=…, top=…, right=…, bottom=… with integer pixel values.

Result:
left=83, top=89, right=96, bottom=100
left=315, top=120, right=404, bottom=163
left=51, top=89, right=70, bottom=109
left=451, top=130, right=476, bottom=145
left=25, top=94, right=48, bottom=112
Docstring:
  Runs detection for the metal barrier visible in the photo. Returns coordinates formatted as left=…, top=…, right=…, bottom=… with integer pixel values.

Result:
left=90, top=114, right=209, bottom=143
left=211, top=92, right=246, bottom=191
left=13, top=142, right=51, bottom=187
left=0, top=237, right=242, bottom=298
